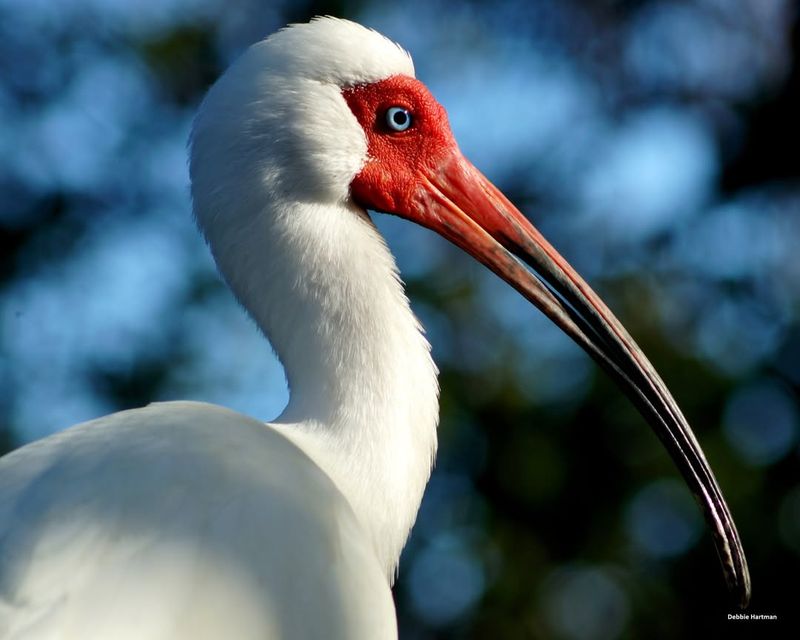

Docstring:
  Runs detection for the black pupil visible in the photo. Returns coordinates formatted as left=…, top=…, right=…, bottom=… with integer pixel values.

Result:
left=392, top=110, right=408, bottom=127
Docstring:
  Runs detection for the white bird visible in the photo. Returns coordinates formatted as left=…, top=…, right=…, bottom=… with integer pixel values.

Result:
left=0, top=17, right=749, bottom=639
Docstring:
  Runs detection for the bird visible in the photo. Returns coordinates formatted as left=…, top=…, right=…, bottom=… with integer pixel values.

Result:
left=0, top=17, right=750, bottom=639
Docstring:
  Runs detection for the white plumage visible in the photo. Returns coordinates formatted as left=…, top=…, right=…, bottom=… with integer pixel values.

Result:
left=0, top=402, right=397, bottom=638
left=1, top=19, right=434, bottom=639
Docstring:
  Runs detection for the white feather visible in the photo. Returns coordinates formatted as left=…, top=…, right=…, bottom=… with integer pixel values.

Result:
left=0, top=403, right=396, bottom=639
left=0, top=17, right=438, bottom=638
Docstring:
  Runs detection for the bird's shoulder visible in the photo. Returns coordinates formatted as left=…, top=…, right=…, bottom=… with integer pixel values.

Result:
left=0, top=401, right=396, bottom=640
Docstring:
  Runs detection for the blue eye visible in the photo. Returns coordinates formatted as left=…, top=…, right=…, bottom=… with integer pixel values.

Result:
left=385, top=107, right=412, bottom=132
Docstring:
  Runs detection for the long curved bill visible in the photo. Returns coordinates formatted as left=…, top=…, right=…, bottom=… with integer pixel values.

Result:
left=410, top=151, right=751, bottom=608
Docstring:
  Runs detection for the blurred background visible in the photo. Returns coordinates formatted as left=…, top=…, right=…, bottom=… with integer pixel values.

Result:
left=1, top=0, right=798, bottom=637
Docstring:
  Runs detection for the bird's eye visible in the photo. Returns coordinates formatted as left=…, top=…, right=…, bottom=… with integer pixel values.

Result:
left=385, top=107, right=412, bottom=132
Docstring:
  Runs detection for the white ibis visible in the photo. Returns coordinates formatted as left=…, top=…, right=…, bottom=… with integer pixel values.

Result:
left=0, top=17, right=749, bottom=639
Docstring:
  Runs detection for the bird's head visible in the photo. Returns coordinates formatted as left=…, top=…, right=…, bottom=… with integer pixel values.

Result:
left=189, top=17, right=750, bottom=608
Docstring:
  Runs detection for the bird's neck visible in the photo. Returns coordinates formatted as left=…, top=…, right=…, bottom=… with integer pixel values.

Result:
left=210, top=197, right=439, bottom=579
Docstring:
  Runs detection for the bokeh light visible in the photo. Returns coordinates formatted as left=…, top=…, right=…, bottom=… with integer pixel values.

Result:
left=625, top=479, right=703, bottom=558
left=540, top=565, right=630, bottom=640
left=722, top=379, right=798, bottom=467
left=406, top=531, right=487, bottom=627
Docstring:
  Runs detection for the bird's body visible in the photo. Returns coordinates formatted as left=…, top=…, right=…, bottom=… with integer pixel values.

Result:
left=0, top=15, right=749, bottom=640
left=0, top=402, right=396, bottom=639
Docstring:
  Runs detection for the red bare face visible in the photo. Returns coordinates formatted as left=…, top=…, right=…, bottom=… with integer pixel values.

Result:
left=343, top=76, right=458, bottom=214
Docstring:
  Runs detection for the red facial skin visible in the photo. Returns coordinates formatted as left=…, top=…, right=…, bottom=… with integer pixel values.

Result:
left=343, top=76, right=525, bottom=250
left=342, top=76, right=457, bottom=215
